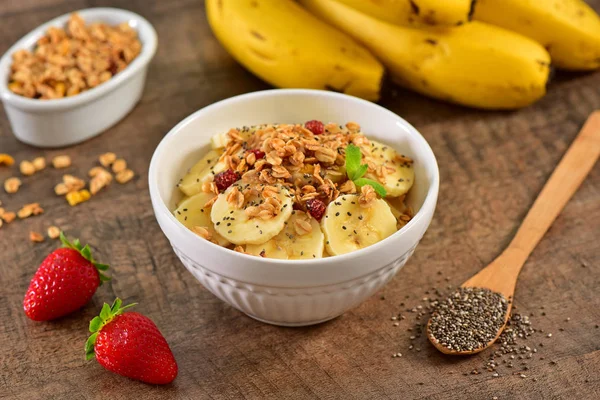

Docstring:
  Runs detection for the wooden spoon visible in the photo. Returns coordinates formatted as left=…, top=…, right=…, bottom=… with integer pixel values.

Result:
left=427, top=111, right=600, bottom=355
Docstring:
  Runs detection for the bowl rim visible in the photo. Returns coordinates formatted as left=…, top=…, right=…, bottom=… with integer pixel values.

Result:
left=0, top=7, right=158, bottom=111
left=149, top=89, right=439, bottom=267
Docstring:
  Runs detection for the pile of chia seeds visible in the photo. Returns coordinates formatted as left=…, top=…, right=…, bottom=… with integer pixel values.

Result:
left=387, top=283, right=555, bottom=380
left=428, top=287, right=509, bottom=353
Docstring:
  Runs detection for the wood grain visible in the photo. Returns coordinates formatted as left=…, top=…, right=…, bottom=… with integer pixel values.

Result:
left=1, top=1, right=600, bottom=399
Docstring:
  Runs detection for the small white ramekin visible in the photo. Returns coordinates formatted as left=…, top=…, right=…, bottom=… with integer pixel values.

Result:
left=149, top=89, right=439, bottom=326
left=0, top=8, right=157, bottom=148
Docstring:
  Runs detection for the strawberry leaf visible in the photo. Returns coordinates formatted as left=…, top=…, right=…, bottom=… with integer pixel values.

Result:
left=59, top=231, right=71, bottom=248
left=110, top=298, right=122, bottom=313
left=59, top=232, right=110, bottom=283
left=85, top=298, right=137, bottom=361
left=80, top=245, right=92, bottom=261
left=85, top=333, right=98, bottom=361
left=354, top=178, right=387, bottom=198
left=89, top=316, right=102, bottom=333
left=99, top=303, right=111, bottom=320
left=94, top=263, right=109, bottom=271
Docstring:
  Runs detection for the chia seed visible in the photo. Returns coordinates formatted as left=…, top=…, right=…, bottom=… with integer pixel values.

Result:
left=428, top=287, right=509, bottom=352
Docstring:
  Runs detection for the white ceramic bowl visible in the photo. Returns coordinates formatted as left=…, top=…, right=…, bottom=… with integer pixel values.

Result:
left=0, top=8, right=157, bottom=148
left=149, top=89, right=439, bottom=326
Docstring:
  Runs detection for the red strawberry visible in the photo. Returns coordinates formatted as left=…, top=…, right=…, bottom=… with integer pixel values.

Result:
left=23, top=232, right=109, bottom=321
left=86, top=299, right=178, bottom=385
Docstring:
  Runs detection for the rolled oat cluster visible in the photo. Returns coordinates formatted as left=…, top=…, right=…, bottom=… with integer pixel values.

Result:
left=8, top=13, right=142, bottom=99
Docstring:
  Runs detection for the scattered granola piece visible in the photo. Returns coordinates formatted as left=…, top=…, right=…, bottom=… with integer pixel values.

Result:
left=29, top=231, right=45, bottom=243
left=17, top=207, right=31, bottom=219
left=90, top=168, right=113, bottom=194
left=20, top=160, right=36, bottom=176
left=115, top=169, right=134, bottom=184
left=4, top=177, right=22, bottom=193
left=18, top=203, right=44, bottom=219
left=112, top=159, right=127, bottom=173
left=66, top=189, right=91, bottom=206
left=54, top=183, right=69, bottom=195
left=32, top=157, right=46, bottom=171
left=47, top=226, right=61, bottom=239
left=99, top=152, right=117, bottom=167
left=2, top=211, right=16, bottom=223
left=63, top=174, right=86, bottom=191
left=88, top=166, right=110, bottom=177
left=0, top=154, right=15, bottom=166
left=52, top=155, right=71, bottom=169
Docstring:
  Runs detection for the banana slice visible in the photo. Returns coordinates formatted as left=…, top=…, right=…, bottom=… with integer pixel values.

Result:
left=178, top=149, right=227, bottom=196
left=362, top=139, right=414, bottom=197
left=174, top=192, right=230, bottom=246
left=321, top=194, right=397, bottom=255
left=246, top=211, right=325, bottom=259
left=385, top=196, right=411, bottom=229
left=210, top=132, right=232, bottom=150
left=210, top=182, right=293, bottom=245
left=211, top=126, right=261, bottom=149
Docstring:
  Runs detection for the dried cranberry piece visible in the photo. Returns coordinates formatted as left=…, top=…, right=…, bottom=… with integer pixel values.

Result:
left=306, top=198, right=326, bottom=221
left=305, top=120, right=325, bottom=135
left=214, top=169, right=238, bottom=192
left=248, top=149, right=265, bottom=159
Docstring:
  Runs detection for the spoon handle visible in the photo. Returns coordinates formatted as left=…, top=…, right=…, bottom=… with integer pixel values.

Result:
left=508, top=111, right=600, bottom=258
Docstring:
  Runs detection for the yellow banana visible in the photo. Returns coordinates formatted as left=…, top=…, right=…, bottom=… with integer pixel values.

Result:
left=205, top=0, right=383, bottom=101
left=333, top=0, right=474, bottom=27
left=473, top=0, right=600, bottom=71
left=300, top=0, right=551, bottom=110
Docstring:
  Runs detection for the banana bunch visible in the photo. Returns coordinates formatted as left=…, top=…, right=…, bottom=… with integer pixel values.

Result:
left=206, top=0, right=600, bottom=109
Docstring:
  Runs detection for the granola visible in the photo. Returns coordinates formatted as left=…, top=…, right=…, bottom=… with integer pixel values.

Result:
left=8, top=13, right=142, bottom=100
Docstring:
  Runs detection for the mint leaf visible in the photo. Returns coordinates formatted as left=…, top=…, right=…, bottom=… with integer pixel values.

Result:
left=345, top=144, right=362, bottom=178
left=351, top=164, right=368, bottom=180
left=354, top=178, right=387, bottom=198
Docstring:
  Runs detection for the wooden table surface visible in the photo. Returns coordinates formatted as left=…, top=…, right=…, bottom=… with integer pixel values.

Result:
left=1, top=1, right=599, bottom=399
